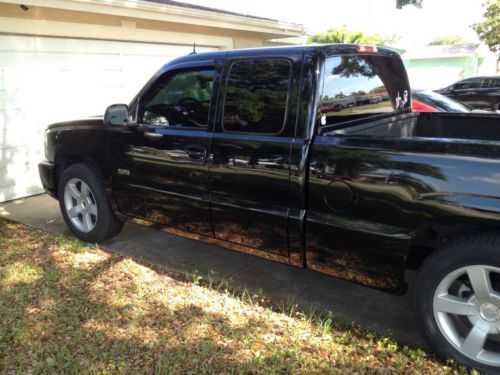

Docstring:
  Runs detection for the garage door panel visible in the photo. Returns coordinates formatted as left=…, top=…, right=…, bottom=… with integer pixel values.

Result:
left=0, top=35, right=218, bottom=202
left=0, top=146, right=41, bottom=202
left=1, top=36, right=122, bottom=54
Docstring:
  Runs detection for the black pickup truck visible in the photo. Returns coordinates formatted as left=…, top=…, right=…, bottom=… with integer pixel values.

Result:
left=39, top=44, right=500, bottom=373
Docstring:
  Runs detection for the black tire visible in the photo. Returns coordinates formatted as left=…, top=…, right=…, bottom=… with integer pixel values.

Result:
left=414, top=234, right=500, bottom=375
left=58, top=163, right=123, bottom=242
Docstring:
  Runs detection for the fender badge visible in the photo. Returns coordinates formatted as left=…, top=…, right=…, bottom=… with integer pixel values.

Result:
left=117, top=168, right=130, bottom=176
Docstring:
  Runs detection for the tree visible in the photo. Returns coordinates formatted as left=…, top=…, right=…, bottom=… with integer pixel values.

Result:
left=308, top=27, right=387, bottom=45
left=472, top=0, right=500, bottom=55
left=396, top=0, right=423, bottom=9
left=428, top=35, right=470, bottom=46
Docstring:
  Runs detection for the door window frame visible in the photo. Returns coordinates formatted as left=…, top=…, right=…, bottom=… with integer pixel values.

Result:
left=136, top=60, right=219, bottom=132
left=220, top=57, right=293, bottom=136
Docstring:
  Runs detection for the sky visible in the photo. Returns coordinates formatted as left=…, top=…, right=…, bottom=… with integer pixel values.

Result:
left=179, top=0, right=486, bottom=47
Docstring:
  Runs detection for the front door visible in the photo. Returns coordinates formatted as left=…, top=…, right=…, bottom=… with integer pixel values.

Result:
left=209, top=55, right=300, bottom=256
left=109, top=62, right=219, bottom=236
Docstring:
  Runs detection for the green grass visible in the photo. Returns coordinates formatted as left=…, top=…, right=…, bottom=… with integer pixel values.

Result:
left=0, top=218, right=473, bottom=374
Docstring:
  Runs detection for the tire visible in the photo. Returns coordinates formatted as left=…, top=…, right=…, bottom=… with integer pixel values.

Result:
left=58, top=163, right=124, bottom=242
left=414, top=234, right=500, bottom=374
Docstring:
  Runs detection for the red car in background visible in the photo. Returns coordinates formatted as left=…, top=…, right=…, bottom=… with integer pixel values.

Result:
left=412, top=90, right=470, bottom=112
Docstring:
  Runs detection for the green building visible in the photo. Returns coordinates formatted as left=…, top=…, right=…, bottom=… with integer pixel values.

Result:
left=402, top=43, right=497, bottom=90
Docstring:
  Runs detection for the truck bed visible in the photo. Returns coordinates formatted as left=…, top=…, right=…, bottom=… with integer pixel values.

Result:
left=324, top=112, right=500, bottom=143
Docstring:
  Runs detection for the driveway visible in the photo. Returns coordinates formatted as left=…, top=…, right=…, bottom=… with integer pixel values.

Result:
left=0, top=194, right=424, bottom=348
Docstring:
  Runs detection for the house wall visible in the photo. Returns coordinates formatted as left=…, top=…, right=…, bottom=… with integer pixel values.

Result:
left=403, top=56, right=485, bottom=89
left=0, top=1, right=302, bottom=201
left=404, top=56, right=476, bottom=77
left=0, top=3, right=276, bottom=50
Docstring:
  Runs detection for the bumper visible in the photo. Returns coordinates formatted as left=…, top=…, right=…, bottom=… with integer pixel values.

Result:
left=38, top=161, right=57, bottom=198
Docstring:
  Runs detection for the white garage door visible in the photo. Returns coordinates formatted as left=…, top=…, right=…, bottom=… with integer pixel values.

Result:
left=0, top=35, right=218, bottom=202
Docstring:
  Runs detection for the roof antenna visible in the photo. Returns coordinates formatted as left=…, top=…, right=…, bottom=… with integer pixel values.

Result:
left=189, top=42, right=197, bottom=55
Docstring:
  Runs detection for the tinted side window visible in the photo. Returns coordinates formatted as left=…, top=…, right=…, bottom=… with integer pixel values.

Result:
left=455, top=78, right=481, bottom=90
left=319, top=55, right=410, bottom=126
left=481, top=78, right=500, bottom=88
left=141, top=69, right=214, bottom=128
left=223, top=59, right=290, bottom=134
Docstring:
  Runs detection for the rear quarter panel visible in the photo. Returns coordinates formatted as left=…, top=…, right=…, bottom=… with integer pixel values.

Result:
left=307, top=135, right=500, bottom=292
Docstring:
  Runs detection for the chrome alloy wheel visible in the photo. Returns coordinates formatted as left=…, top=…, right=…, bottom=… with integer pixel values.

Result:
left=63, top=178, right=98, bottom=233
left=433, top=265, right=500, bottom=366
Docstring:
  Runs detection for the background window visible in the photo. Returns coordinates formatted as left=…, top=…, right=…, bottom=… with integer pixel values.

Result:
left=141, top=69, right=214, bottom=128
left=223, top=59, right=290, bottom=134
left=481, top=78, right=500, bottom=88
left=455, top=78, right=482, bottom=90
left=319, top=55, right=409, bottom=126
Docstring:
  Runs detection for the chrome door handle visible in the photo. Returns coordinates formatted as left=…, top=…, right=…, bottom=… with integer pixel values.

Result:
left=144, top=131, right=163, bottom=139
left=186, top=146, right=206, bottom=159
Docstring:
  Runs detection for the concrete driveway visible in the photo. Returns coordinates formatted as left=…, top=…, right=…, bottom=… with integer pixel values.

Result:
left=0, top=194, right=424, bottom=348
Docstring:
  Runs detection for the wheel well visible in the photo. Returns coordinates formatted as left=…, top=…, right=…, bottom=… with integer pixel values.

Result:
left=54, top=155, right=104, bottom=195
left=405, top=220, right=500, bottom=271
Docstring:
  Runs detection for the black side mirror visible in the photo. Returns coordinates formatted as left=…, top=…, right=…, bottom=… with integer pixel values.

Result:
left=104, top=104, right=129, bottom=126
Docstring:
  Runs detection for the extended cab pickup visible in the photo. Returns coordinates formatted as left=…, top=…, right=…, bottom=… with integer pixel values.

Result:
left=39, top=44, right=500, bottom=373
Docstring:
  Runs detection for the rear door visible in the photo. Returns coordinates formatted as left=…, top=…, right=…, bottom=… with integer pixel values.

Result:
left=208, top=52, right=302, bottom=256
left=110, top=60, right=220, bottom=236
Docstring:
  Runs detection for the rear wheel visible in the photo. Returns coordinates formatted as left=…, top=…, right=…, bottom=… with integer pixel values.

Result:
left=58, top=163, right=123, bottom=242
left=414, top=235, right=500, bottom=374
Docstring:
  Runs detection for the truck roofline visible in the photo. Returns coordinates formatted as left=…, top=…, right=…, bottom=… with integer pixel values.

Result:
left=163, top=43, right=402, bottom=70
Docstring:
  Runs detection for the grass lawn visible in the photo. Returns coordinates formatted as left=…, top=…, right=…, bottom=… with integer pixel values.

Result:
left=0, top=218, right=472, bottom=374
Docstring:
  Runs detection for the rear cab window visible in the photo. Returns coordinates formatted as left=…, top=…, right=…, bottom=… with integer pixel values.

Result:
left=318, top=54, right=410, bottom=129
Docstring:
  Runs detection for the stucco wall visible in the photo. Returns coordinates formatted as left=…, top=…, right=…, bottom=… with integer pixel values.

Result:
left=0, top=2, right=284, bottom=50
left=404, top=56, right=479, bottom=78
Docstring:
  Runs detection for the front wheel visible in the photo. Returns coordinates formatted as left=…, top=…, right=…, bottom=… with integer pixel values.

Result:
left=414, top=235, right=500, bottom=374
left=58, top=163, right=123, bottom=242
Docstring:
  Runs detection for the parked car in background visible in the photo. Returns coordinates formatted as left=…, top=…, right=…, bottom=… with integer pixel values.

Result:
left=435, top=76, right=500, bottom=111
left=412, top=90, right=470, bottom=112
left=320, top=103, right=343, bottom=113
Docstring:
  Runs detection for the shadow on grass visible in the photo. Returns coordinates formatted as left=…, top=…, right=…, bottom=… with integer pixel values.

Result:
left=0, top=219, right=463, bottom=374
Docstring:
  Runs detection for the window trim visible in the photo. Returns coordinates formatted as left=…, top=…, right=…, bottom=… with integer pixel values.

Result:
left=138, top=64, right=216, bottom=131
left=221, top=57, right=293, bottom=136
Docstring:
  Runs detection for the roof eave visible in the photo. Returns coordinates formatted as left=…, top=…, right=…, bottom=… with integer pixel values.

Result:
left=2, top=0, right=306, bottom=37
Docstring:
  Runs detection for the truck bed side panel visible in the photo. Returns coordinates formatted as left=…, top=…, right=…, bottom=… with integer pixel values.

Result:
left=307, top=133, right=500, bottom=292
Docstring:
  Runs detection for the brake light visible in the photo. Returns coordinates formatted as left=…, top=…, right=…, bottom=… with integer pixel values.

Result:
left=355, top=44, right=378, bottom=54
left=411, top=99, right=437, bottom=112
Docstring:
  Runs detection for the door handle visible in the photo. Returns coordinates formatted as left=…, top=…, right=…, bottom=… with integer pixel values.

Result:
left=186, top=146, right=206, bottom=160
left=144, top=131, right=163, bottom=139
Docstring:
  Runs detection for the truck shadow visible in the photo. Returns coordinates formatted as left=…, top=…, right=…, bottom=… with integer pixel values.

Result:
left=103, top=221, right=425, bottom=349
left=1, top=217, right=435, bottom=373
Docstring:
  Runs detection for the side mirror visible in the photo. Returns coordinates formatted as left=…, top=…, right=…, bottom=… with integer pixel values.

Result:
left=104, top=104, right=129, bottom=126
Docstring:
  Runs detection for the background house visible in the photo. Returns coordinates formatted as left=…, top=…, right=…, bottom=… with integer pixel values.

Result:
left=0, top=0, right=305, bottom=202
left=402, top=43, right=497, bottom=90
